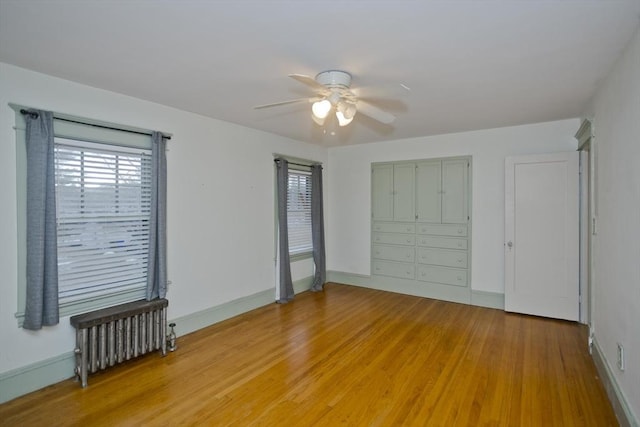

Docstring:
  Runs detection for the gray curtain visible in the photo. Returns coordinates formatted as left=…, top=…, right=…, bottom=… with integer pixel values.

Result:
left=275, top=158, right=294, bottom=302
left=23, top=110, right=59, bottom=330
left=310, top=164, right=326, bottom=291
left=146, top=131, right=167, bottom=300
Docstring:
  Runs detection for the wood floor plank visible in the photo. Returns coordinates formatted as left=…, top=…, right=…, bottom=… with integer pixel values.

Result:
left=0, top=283, right=618, bottom=426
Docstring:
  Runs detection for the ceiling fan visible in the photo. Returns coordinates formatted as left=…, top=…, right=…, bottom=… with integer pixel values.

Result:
left=254, top=70, right=396, bottom=127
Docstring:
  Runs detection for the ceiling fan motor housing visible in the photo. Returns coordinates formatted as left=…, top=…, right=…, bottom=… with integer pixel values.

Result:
left=315, top=70, right=352, bottom=88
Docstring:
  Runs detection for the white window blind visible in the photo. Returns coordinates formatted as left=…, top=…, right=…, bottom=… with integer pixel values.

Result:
left=287, top=169, right=312, bottom=255
left=55, top=138, right=151, bottom=304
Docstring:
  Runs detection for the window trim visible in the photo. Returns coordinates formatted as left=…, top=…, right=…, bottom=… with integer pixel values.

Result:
left=287, top=167, right=313, bottom=259
left=11, top=105, right=163, bottom=326
left=273, top=155, right=321, bottom=262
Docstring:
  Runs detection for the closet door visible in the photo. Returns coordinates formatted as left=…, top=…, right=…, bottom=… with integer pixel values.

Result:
left=393, top=163, right=415, bottom=221
left=372, top=164, right=394, bottom=221
left=416, top=160, right=441, bottom=223
left=442, top=159, right=468, bottom=224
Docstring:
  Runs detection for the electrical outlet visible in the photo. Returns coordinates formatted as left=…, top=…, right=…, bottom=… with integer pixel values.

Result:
left=617, top=343, right=625, bottom=371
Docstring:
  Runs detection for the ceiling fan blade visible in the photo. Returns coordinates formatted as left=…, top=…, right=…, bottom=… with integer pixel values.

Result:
left=253, top=98, right=314, bottom=109
left=357, top=100, right=396, bottom=124
left=289, top=74, right=327, bottom=91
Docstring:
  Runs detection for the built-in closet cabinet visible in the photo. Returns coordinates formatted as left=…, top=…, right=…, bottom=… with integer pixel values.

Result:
left=372, top=163, right=415, bottom=222
left=371, top=157, right=471, bottom=301
left=416, top=159, right=468, bottom=224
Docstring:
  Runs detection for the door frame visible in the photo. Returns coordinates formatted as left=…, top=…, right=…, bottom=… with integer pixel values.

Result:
left=576, top=119, right=596, bottom=330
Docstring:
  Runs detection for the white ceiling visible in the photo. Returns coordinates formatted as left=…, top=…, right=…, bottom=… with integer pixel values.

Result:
left=1, top=1, right=639, bottom=146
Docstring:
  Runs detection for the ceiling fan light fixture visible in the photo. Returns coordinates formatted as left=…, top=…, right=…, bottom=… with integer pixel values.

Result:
left=336, top=111, right=353, bottom=127
left=312, top=112, right=326, bottom=126
left=255, top=70, right=396, bottom=130
left=327, top=91, right=341, bottom=106
left=339, top=101, right=357, bottom=120
left=312, top=99, right=331, bottom=119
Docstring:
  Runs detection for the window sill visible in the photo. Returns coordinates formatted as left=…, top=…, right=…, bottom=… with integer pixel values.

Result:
left=15, top=288, right=146, bottom=328
left=289, top=251, right=313, bottom=262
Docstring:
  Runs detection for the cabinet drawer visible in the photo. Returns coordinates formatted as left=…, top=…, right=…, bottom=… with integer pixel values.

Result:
left=417, top=248, right=467, bottom=268
left=372, top=232, right=415, bottom=246
left=373, top=244, right=415, bottom=263
left=372, top=222, right=416, bottom=234
left=417, top=265, right=467, bottom=287
left=372, top=260, right=415, bottom=280
left=417, top=224, right=467, bottom=237
left=417, top=235, right=468, bottom=250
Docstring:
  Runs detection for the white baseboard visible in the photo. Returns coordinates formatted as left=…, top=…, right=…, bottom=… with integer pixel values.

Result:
left=172, top=276, right=312, bottom=337
left=0, top=351, right=76, bottom=404
left=328, top=270, right=504, bottom=310
left=591, top=338, right=637, bottom=427
left=0, top=277, right=314, bottom=404
left=471, top=289, right=505, bottom=310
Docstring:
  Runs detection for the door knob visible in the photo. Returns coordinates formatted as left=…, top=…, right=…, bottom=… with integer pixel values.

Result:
left=507, top=241, right=513, bottom=249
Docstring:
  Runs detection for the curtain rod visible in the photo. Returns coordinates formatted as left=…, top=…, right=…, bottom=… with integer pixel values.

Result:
left=273, top=158, right=321, bottom=168
left=20, top=109, right=171, bottom=140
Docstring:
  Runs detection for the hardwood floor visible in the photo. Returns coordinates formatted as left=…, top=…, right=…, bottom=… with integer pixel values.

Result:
left=1, top=283, right=618, bottom=426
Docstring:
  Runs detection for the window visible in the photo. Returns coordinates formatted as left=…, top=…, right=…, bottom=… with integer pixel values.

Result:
left=287, top=169, right=312, bottom=257
left=55, top=138, right=151, bottom=304
left=13, top=106, right=158, bottom=323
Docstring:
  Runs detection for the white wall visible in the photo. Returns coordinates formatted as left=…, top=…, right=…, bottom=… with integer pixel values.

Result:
left=588, top=26, right=640, bottom=420
left=0, top=63, right=327, bottom=376
left=327, top=119, right=579, bottom=294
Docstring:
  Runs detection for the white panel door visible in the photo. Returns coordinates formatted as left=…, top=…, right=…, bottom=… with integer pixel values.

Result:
left=505, top=152, right=579, bottom=321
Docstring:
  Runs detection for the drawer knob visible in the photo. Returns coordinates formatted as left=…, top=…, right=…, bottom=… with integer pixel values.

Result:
left=457, top=258, right=463, bottom=262
left=457, top=276, right=462, bottom=280
left=457, top=229, right=463, bottom=234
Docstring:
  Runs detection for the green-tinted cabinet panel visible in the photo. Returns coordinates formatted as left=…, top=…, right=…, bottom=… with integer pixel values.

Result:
left=417, top=265, right=468, bottom=287
left=373, top=244, right=415, bottom=263
left=373, top=232, right=416, bottom=246
left=373, top=259, right=415, bottom=280
left=442, top=159, right=468, bottom=224
left=416, top=160, right=441, bottom=223
left=417, top=247, right=467, bottom=268
left=371, top=157, right=471, bottom=295
left=373, top=222, right=416, bottom=234
left=372, top=164, right=394, bottom=221
left=393, top=163, right=415, bottom=221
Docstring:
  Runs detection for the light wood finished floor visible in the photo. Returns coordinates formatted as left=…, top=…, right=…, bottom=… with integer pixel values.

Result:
left=1, top=283, right=617, bottom=426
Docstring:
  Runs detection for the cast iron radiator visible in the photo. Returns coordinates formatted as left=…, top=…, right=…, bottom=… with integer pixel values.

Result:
left=70, top=298, right=168, bottom=387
